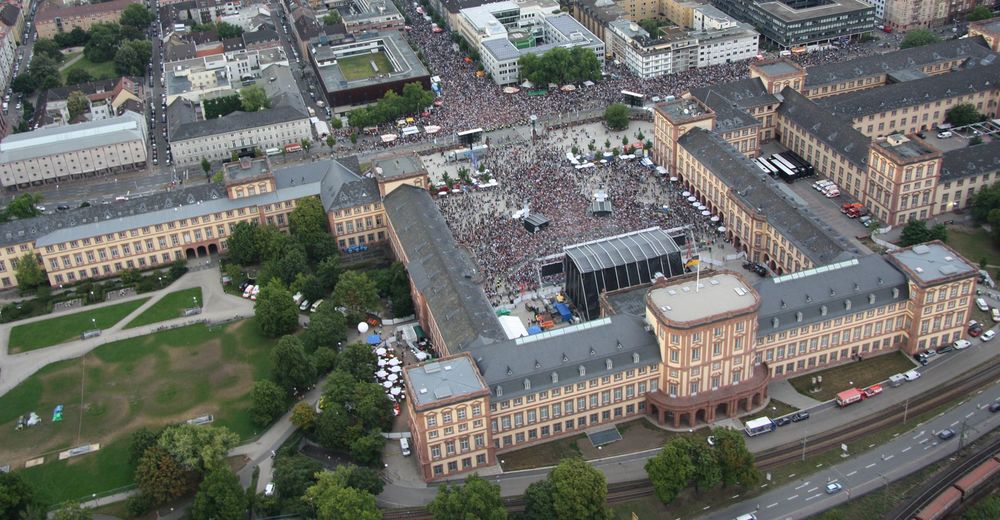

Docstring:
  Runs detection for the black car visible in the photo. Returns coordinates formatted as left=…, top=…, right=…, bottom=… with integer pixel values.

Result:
left=990, top=402, right=1000, bottom=413
left=775, top=416, right=792, bottom=427
left=791, top=411, right=810, bottom=422
left=937, top=428, right=956, bottom=440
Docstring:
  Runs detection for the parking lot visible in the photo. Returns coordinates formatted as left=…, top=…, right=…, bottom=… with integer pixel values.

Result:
left=759, top=142, right=872, bottom=253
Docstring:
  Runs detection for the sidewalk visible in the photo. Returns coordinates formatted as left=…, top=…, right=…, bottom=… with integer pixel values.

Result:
left=768, top=379, right=823, bottom=410
left=0, top=267, right=252, bottom=396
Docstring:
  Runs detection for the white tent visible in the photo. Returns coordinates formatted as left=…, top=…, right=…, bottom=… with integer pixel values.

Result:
left=498, top=315, right=529, bottom=339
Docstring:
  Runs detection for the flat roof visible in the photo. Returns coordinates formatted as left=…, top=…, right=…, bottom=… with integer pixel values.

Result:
left=875, top=136, right=937, bottom=161
left=757, top=0, right=873, bottom=22
left=649, top=273, right=756, bottom=323
left=887, top=242, right=976, bottom=285
left=406, top=354, right=486, bottom=407
left=0, top=112, right=147, bottom=164
left=373, top=154, right=425, bottom=180
left=316, top=31, right=430, bottom=93
left=755, top=60, right=801, bottom=77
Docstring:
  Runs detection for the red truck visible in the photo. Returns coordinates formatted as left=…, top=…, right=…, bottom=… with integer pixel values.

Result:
left=836, top=388, right=863, bottom=407
left=841, top=203, right=867, bottom=218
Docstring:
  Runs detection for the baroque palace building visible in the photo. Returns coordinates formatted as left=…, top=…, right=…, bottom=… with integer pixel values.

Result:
left=393, top=38, right=997, bottom=483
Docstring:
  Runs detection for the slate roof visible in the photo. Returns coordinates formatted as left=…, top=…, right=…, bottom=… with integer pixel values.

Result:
left=776, top=87, right=870, bottom=169
left=383, top=185, right=507, bottom=353
left=170, top=95, right=308, bottom=142
left=166, top=39, right=197, bottom=62
left=805, top=38, right=996, bottom=87
left=940, top=141, right=1000, bottom=183
left=818, top=61, right=1000, bottom=119
left=676, top=128, right=857, bottom=266
left=222, top=37, right=245, bottom=52
left=244, top=28, right=280, bottom=45
left=0, top=4, right=20, bottom=28
left=688, top=88, right=760, bottom=132
left=754, top=255, right=908, bottom=336
left=471, top=314, right=660, bottom=400
left=689, top=77, right=777, bottom=110
left=36, top=0, right=133, bottom=23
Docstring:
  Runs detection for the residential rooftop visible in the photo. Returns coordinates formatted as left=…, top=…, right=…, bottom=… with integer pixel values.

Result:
left=887, top=242, right=977, bottom=286
left=36, top=0, right=136, bottom=23
left=649, top=273, right=757, bottom=324
left=939, top=141, right=1000, bottom=183
left=170, top=93, right=308, bottom=142
left=776, top=87, right=870, bottom=169
left=0, top=112, right=147, bottom=164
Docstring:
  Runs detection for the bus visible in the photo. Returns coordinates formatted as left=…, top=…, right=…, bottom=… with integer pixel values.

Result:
left=756, top=157, right=778, bottom=176
left=745, top=417, right=776, bottom=437
left=771, top=160, right=798, bottom=182
left=284, top=143, right=302, bottom=153
left=770, top=154, right=799, bottom=173
left=265, top=148, right=281, bottom=156
left=754, top=160, right=769, bottom=174
left=782, top=151, right=815, bottom=177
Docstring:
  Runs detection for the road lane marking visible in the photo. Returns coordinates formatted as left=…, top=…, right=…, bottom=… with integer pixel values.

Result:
left=795, top=482, right=810, bottom=490
left=731, top=495, right=740, bottom=499
left=919, top=438, right=929, bottom=444
left=902, top=447, right=911, bottom=452
left=805, top=494, right=822, bottom=501
left=807, top=487, right=818, bottom=493
left=951, top=421, right=960, bottom=427
left=846, top=471, right=857, bottom=476
left=967, top=412, right=976, bottom=418
left=885, top=455, right=894, bottom=461
left=767, top=503, right=778, bottom=509
left=788, top=495, right=799, bottom=500
left=866, top=463, right=877, bottom=468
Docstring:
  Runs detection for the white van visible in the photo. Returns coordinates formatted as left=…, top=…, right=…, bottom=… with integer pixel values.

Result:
left=400, top=438, right=411, bottom=456
left=310, top=299, right=324, bottom=313
left=976, top=298, right=989, bottom=312
left=735, top=514, right=758, bottom=520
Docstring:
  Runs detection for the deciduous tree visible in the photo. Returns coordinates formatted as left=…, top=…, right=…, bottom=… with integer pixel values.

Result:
left=135, top=446, right=192, bottom=504
left=549, top=458, right=610, bottom=520
left=332, top=271, right=378, bottom=319
left=66, top=91, right=89, bottom=121
left=50, top=502, right=92, bottom=520
left=645, top=439, right=692, bottom=504
left=305, top=473, right=380, bottom=520
left=157, top=424, right=240, bottom=474
left=290, top=401, right=317, bottom=430
left=114, top=40, right=152, bottom=76
left=84, top=23, right=122, bottom=62
left=521, top=478, right=556, bottom=520
left=900, top=29, right=941, bottom=49
left=429, top=474, right=506, bottom=520
left=255, top=279, right=298, bottom=338
left=14, top=252, right=45, bottom=290
left=65, top=68, right=93, bottom=86
left=250, top=380, right=288, bottom=426
left=289, top=197, right=329, bottom=236
left=335, top=343, right=377, bottom=382
left=273, top=454, right=323, bottom=505
left=946, top=103, right=983, bottom=127
left=271, top=335, right=316, bottom=394
left=712, top=427, right=760, bottom=487
left=0, top=471, right=35, bottom=519
left=120, top=4, right=154, bottom=31
left=191, top=469, right=246, bottom=520
left=240, top=84, right=270, bottom=112
left=303, top=301, right=347, bottom=352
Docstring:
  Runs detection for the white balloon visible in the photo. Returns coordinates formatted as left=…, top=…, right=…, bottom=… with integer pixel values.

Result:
left=357, top=322, right=370, bottom=334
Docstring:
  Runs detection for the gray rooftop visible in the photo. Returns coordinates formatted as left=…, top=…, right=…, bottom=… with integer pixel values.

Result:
left=170, top=94, right=309, bottom=142
left=689, top=77, right=777, bottom=110
left=754, top=255, right=908, bottom=336
left=776, top=87, right=870, bottom=169
left=271, top=159, right=378, bottom=212
left=373, top=154, right=425, bottom=180
left=482, top=14, right=602, bottom=62
left=470, top=314, right=660, bottom=401
left=757, top=0, right=873, bottom=22
left=18, top=159, right=361, bottom=248
left=689, top=88, right=760, bottom=132
left=804, top=38, right=995, bottom=87
left=820, top=61, right=1000, bottom=119
left=754, top=60, right=800, bottom=77
left=940, top=141, right=1000, bottom=183
left=676, top=128, right=857, bottom=266
left=406, top=355, right=486, bottom=407
left=383, top=185, right=507, bottom=353
left=564, top=227, right=681, bottom=274
left=887, top=242, right=976, bottom=286
left=0, top=112, right=147, bottom=164
left=649, top=273, right=757, bottom=324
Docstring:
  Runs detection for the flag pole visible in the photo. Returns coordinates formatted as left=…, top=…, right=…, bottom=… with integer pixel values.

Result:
left=695, top=255, right=701, bottom=293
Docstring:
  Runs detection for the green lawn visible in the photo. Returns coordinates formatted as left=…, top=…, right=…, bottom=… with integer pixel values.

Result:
left=947, top=227, right=1000, bottom=269
left=8, top=298, right=150, bottom=353
left=0, top=319, right=274, bottom=506
left=788, top=351, right=915, bottom=402
left=60, top=54, right=118, bottom=82
left=124, top=288, right=203, bottom=329
left=747, top=399, right=799, bottom=422
left=337, top=52, right=393, bottom=81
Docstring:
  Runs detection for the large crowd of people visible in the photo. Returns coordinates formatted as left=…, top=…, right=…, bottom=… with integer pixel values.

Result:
left=350, top=4, right=897, bottom=302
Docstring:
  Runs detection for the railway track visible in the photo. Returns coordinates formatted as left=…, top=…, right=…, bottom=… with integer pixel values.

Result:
left=381, top=359, right=1000, bottom=520
left=886, top=436, right=1000, bottom=520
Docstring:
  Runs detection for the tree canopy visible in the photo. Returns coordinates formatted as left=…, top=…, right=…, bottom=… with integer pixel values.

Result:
left=250, top=379, right=289, bottom=425
left=645, top=439, right=694, bottom=504
left=135, top=445, right=193, bottom=504
left=191, top=469, right=246, bottom=520
left=518, top=46, right=601, bottom=86
left=332, top=271, right=378, bottom=319
left=967, top=5, right=993, bottom=21
left=65, top=68, right=94, bottom=86
left=29, top=53, right=62, bottom=90
left=120, top=4, right=154, bottom=31
left=67, top=91, right=89, bottom=121
left=304, top=472, right=380, bottom=520
left=604, top=103, right=629, bottom=131
left=241, top=84, right=271, bottom=112
left=323, top=11, right=342, bottom=25
left=900, top=29, right=941, bottom=49
left=84, top=23, right=123, bottom=62
left=549, top=457, right=610, bottom=519
left=946, top=103, right=984, bottom=127
left=899, top=219, right=948, bottom=247
left=429, top=474, right=507, bottom=520
left=157, top=424, right=240, bottom=474
left=255, top=279, right=299, bottom=338
left=290, top=197, right=329, bottom=236
left=0, top=471, right=35, bottom=519
left=303, top=300, right=347, bottom=352
left=115, top=40, right=153, bottom=76
left=15, top=252, right=45, bottom=290
left=348, top=82, right=435, bottom=128
left=33, top=38, right=64, bottom=63
left=271, top=335, right=316, bottom=394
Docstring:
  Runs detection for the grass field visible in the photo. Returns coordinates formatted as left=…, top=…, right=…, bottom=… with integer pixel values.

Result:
left=337, top=51, right=394, bottom=81
left=947, top=227, right=1000, bottom=269
left=124, top=288, right=203, bottom=329
left=789, top=351, right=915, bottom=402
left=2, top=319, right=273, bottom=505
left=8, top=298, right=150, bottom=353
left=60, top=54, right=119, bottom=83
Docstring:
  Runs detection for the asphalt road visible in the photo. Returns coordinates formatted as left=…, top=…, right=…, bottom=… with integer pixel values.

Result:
left=706, top=382, right=1000, bottom=520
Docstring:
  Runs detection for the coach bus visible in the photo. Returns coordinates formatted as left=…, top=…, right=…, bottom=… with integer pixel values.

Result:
left=755, top=158, right=778, bottom=176
left=771, top=160, right=798, bottom=183
left=745, top=417, right=776, bottom=437
left=781, top=151, right=815, bottom=177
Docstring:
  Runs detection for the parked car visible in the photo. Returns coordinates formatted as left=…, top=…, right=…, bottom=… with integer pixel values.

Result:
left=825, top=482, right=843, bottom=494
left=310, top=299, right=324, bottom=312
left=292, top=291, right=303, bottom=304
left=954, top=339, right=972, bottom=350
left=937, top=131, right=953, bottom=138
left=791, top=411, right=810, bottom=422
left=903, top=369, right=921, bottom=381
left=937, top=428, right=956, bottom=440
left=299, top=300, right=310, bottom=311
left=983, top=330, right=996, bottom=342
left=775, top=416, right=792, bottom=427
left=989, top=402, right=1000, bottom=413
left=264, top=482, right=275, bottom=496
left=991, top=307, right=999, bottom=322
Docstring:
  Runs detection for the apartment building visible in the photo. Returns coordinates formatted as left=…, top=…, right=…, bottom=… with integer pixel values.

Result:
left=478, top=13, right=604, bottom=85
left=44, top=77, right=144, bottom=124
left=0, top=112, right=148, bottom=189
left=0, top=23, right=16, bottom=97
left=883, top=0, right=976, bottom=31
left=35, top=0, right=140, bottom=39
left=710, top=0, right=875, bottom=48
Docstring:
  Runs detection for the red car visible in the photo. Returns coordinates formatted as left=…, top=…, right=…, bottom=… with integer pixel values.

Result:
left=970, top=323, right=984, bottom=337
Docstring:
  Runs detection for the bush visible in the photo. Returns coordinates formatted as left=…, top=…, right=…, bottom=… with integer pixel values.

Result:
left=126, top=492, right=154, bottom=518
